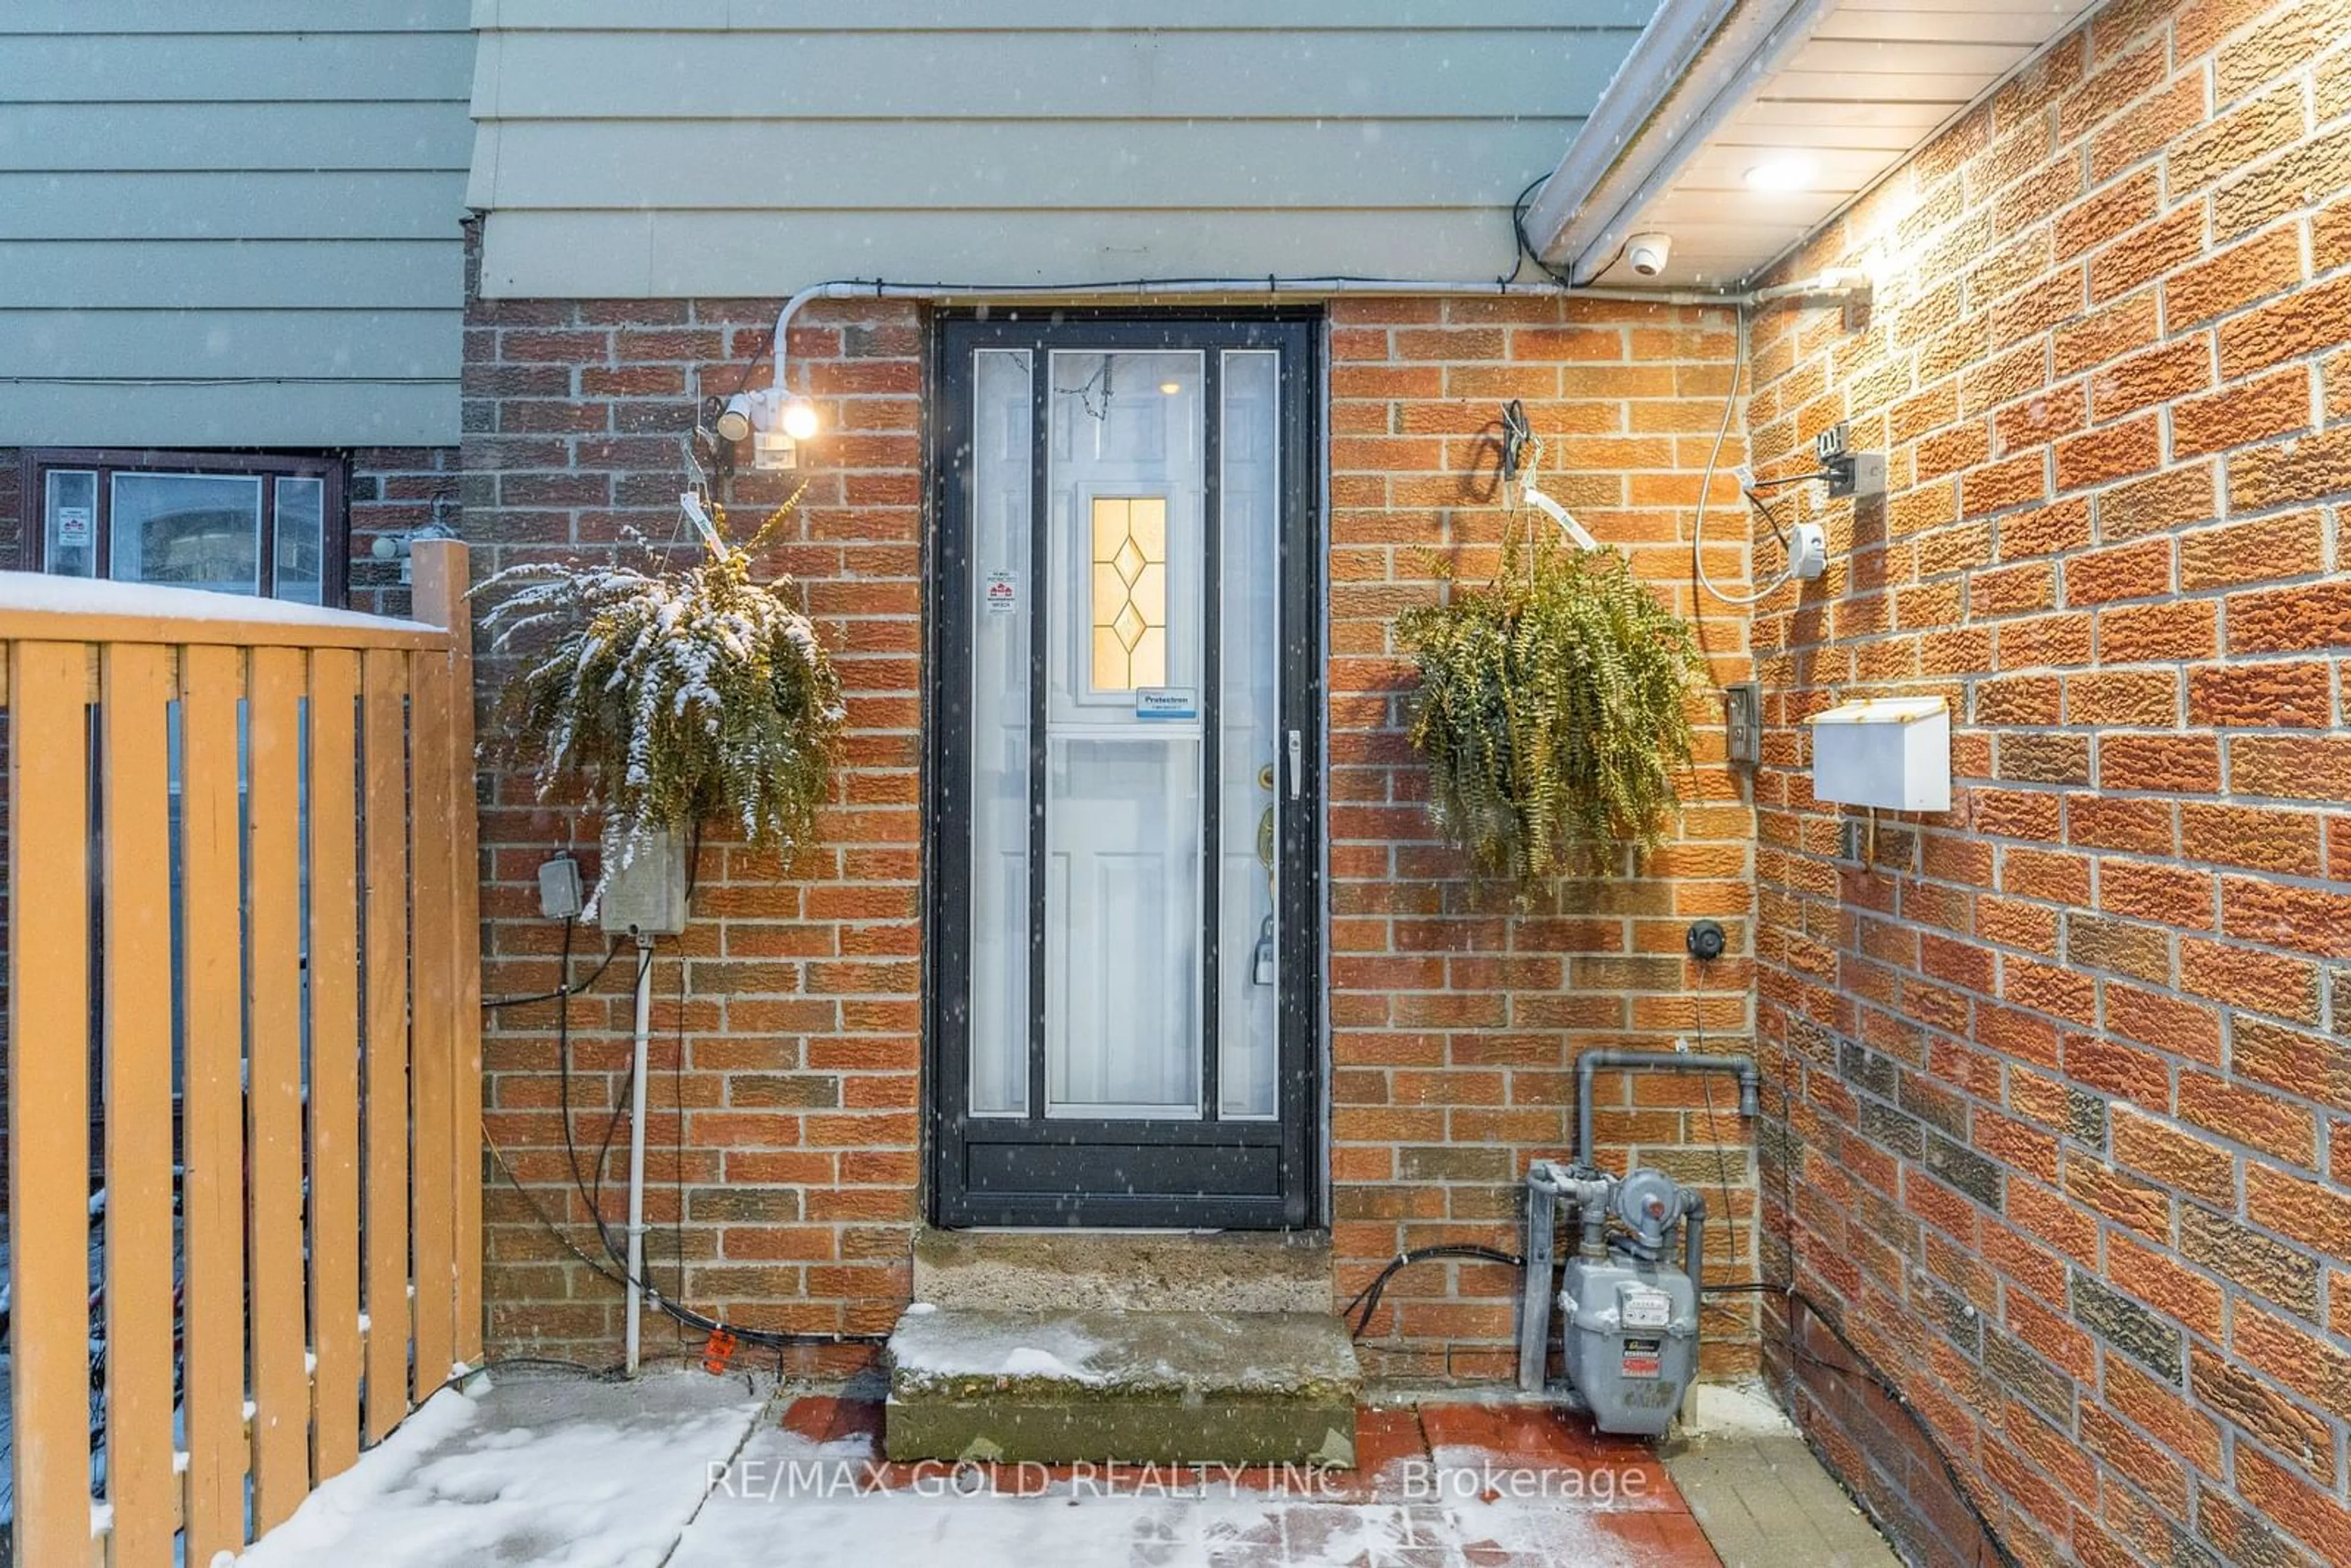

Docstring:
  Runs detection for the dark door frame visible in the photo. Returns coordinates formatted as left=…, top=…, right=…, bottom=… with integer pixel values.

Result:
left=923, top=310, right=1323, bottom=1229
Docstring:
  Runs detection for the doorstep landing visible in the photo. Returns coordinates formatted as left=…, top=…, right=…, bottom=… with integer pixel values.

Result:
left=884, top=1306, right=1360, bottom=1465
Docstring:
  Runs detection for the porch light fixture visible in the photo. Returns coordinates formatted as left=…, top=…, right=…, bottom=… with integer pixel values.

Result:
left=1742, top=154, right=1816, bottom=193
left=733, top=390, right=820, bottom=471
left=714, top=392, right=756, bottom=443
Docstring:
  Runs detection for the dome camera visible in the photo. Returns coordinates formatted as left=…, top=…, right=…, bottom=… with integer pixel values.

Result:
left=1625, top=232, right=1673, bottom=278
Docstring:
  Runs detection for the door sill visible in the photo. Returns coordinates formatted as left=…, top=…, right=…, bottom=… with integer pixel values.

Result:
left=911, top=1225, right=1333, bottom=1313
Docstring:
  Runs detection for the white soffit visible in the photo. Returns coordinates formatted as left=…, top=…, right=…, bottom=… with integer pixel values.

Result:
left=1531, top=0, right=2101, bottom=288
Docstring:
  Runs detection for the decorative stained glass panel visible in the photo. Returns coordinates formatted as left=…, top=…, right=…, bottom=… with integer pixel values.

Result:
left=1089, top=495, right=1168, bottom=691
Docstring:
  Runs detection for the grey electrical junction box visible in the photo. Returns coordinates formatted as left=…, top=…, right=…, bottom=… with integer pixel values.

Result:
left=599, top=827, right=689, bottom=937
left=1827, top=450, right=1887, bottom=500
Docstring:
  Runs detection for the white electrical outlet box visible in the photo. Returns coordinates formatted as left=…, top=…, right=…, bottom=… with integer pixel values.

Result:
left=1807, top=696, right=1950, bottom=812
left=598, top=827, right=689, bottom=937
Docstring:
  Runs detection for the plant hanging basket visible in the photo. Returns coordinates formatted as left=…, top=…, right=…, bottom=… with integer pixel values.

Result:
left=1398, top=528, right=1702, bottom=892
left=477, top=498, right=844, bottom=898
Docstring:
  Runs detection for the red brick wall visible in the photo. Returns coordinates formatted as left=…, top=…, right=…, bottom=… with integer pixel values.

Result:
left=1748, top=0, right=2351, bottom=1560
left=463, top=291, right=1770, bottom=1379
left=467, top=297, right=925, bottom=1367
left=347, top=448, right=463, bottom=618
left=1324, top=296, right=1761, bottom=1381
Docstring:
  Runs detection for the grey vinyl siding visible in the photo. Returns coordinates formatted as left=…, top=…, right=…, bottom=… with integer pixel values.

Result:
left=0, top=5, right=473, bottom=448
left=468, top=0, right=1659, bottom=298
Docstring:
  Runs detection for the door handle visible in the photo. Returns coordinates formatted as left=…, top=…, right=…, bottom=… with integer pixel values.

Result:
left=1286, top=730, right=1302, bottom=800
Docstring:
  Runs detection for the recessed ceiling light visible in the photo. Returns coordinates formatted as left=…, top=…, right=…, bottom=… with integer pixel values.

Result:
left=1744, top=155, right=1817, bottom=193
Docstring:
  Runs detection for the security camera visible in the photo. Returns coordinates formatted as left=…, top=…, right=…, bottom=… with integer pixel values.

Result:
left=1625, top=232, right=1673, bottom=278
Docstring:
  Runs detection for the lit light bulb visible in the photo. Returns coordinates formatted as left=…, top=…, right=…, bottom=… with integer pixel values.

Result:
left=781, top=398, right=820, bottom=441
left=1159, top=380, right=1182, bottom=396
left=1743, top=155, right=1817, bottom=193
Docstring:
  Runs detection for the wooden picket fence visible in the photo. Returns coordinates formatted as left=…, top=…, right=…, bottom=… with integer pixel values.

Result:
left=1, top=540, right=482, bottom=1567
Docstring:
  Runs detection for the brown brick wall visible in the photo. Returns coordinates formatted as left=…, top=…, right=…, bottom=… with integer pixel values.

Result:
left=1748, top=0, right=2351, bottom=1560
left=462, top=291, right=1771, bottom=1379
left=1323, top=296, right=1761, bottom=1381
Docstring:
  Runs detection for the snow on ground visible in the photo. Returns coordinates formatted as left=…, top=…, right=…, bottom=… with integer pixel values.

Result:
left=232, top=1371, right=770, bottom=1568
left=217, top=1373, right=1701, bottom=1568
left=678, top=1420, right=1658, bottom=1568
left=1684, top=1382, right=1794, bottom=1438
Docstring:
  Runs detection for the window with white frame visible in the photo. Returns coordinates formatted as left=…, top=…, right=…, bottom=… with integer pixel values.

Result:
left=24, top=449, right=347, bottom=606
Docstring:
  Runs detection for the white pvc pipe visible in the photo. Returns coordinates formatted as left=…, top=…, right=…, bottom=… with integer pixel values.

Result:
left=763, top=275, right=1752, bottom=403
left=623, top=937, right=653, bottom=1376
left=762, top=270, right=1881, bottom=405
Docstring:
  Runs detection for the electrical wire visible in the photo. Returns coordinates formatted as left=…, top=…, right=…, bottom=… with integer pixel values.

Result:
left=1344, top=1245, right=1526, bottom=1340
left=481, top=915, right=625, bottom=1010
left=1510, top=173, right=1577, bottom=287
left=1692, top=310, right=1796, bottom=608
left=1688, top=1005, right=1744, bottom=1321
left=576, top=944, right=655, bottom=1265
left=497, top=932, right=887, bottom=1352
left=1680, top=1004, right=2018, bottom=1566
left=670, top=943, right=690, bottom=1364
left=1766, top=1289, right=2021, bottom=1568
left=489, top=1119, right=884, bottom=1354
left=429, top=1356, right=629, bottom=1399
left=1580, top=238, right=1633, bottom=288
left=1747, top=482, right=1795, bottom=553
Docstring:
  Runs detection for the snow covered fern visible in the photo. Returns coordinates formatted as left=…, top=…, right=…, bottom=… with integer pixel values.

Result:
left=478, top=503, right=843, bottom=895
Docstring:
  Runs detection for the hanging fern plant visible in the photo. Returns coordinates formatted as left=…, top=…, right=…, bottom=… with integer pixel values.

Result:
left=1398, top=464, right=1702, bottom=891
left=478, top=494, right=843, bottom=900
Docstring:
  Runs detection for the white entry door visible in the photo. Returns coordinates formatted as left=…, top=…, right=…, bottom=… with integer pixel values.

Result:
left=936, top=317, right=1318, bottom=1228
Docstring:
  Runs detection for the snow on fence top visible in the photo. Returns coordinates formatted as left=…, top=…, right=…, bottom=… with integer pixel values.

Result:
left=0, top=567, right=451, bottom=648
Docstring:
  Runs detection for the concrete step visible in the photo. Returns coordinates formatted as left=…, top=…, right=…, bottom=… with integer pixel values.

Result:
left=910, top=1226, right=1332, bottom=1313
left=883, top=1306, right=1362, bottom=1465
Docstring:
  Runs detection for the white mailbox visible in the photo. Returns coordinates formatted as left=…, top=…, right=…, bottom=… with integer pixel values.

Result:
left=1807, top=696, right=1950, bottom=812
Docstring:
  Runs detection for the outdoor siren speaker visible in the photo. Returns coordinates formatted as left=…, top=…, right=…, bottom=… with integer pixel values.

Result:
left=1625, top=232, right=1673, bottom=278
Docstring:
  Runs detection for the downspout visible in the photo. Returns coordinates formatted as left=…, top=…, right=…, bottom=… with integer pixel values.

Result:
left=1575, top=1048, right=1759, bottom=1172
